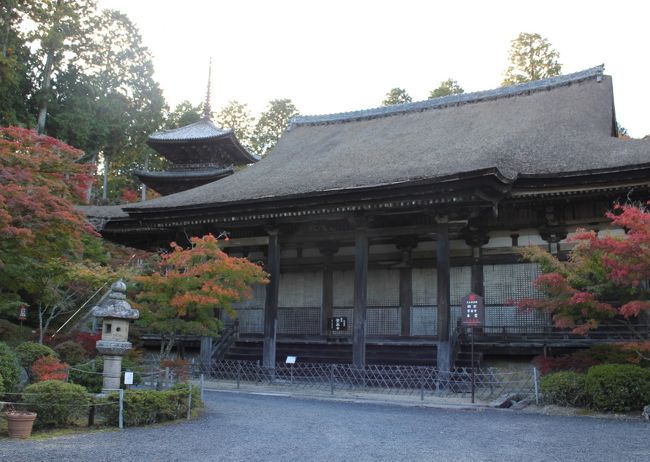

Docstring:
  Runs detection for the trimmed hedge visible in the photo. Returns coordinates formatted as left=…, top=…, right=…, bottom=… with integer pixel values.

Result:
left=585, top=364, right=650, bottom=413
left=0, top=341, right=21, bottom=392
left=105, top=384, right=203, bottom=427
left=15, top=342, right=58, bottom=369
left=541, top=371, right=587, bottom=407
left=23, top=380, right=90, bottom=428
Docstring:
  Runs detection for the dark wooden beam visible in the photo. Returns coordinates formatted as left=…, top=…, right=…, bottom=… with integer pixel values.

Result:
left=262, top=228, right=280, bottom=368
left=471, top=246, right=485, bottom=297
left=436, top=218, right=451, bottom=370
left=319, top=243, right=338, bottom=335
left=396, top=236, right=417, bottom=337
left=399, top=266, right=412, bottom=337
left=353, top=226, right=368, bottom=367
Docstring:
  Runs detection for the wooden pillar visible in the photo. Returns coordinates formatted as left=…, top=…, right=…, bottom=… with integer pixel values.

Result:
left=436, top=218, right=451, bottom=370
left=465, top=232, right=489, bottom=297
left=263, top=229, right=280, bottom=369
left=353, top=227, right=368, bottom=368
left=470, top=247, right=484, bottom=296
left=319, top=243, right=338, bottom=335
left=199, top=336, right=213, bottom=372
left=396, top=237, right=417, bottom=337
left=399, top=266, right=412, bottom=336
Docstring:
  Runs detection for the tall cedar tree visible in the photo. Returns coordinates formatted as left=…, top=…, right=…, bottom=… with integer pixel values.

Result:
left=251, top=99, right=299, bottom=157
left=382, top=87, right=412, bottom=106
left=502, top=32, right=561, bottom=86
left=429, top=79, right=464, bottom=99
left=517, top=204, right=650, bottom=339
left=135, top=234, right=268, bottom=357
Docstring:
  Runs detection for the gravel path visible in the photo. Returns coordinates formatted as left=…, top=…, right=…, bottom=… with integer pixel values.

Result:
left=1, top=391, right=648, bottom=462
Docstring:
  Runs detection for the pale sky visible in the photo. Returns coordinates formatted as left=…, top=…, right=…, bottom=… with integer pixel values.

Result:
left=99, top=0, right=650, bottom=137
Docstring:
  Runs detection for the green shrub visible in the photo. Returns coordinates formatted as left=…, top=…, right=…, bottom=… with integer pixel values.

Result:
left=15, top=342, right=58, bottom=369
left=0, top=341, right=21, bottom=392
left=0, top=319, right=33, bottom=347
left=68, top=359, right=104, bottom=392
left=585, top=364, right=650, bottom=412
left=54, top=341, right=87, bottom=365
left=23, top=380, right=89, bottom=428
left=68, top=357, right=142, bottom=393
left=540, top=371, right=587, bottom=407
left=105, top=384, right=203, bottom=427
left=0, top=372, right=5, bottom=394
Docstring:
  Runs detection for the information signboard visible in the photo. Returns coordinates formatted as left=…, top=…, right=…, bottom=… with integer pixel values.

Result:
left=328, top=317, right=348, bottom=331
left=461, top=293, right=485, bottom=327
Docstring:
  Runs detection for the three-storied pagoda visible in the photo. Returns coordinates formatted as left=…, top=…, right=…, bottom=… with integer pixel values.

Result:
left=134, top=65, right=258, bottom=196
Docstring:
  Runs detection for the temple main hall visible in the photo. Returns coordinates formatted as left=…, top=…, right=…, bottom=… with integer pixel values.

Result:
left=84, top=66, right=650, bottom=368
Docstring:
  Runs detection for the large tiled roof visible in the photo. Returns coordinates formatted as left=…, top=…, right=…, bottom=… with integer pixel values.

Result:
left=117, top=66, right=648, bottom=212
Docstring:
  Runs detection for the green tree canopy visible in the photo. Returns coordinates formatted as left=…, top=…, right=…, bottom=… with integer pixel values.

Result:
left=381, top=87, right=412, bottom=106
left=429, top=78, right=464, bottom=99
left=0, top=0, right=35, bottom=126
left=216, top=100, right=254, bottom=148
left=165, top=100, right=202, bottom=129
left=502, top=32, right=561, bottom=86
left=251, top=98, right=299, bottom=156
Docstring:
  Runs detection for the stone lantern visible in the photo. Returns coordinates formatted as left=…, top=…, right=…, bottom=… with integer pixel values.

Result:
left=92, top=280, right=139, bottom=392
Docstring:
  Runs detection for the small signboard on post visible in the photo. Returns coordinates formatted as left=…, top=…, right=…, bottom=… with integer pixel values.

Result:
left=328, top=317, right=348, bottom=331
left=18, top=305, right=28, bottom=321
left=461, top=293, right=484, bottom=327
left=461, top=293, right=484, bottom=404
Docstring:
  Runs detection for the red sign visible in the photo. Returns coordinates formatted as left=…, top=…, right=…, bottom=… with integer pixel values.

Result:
left=461, top=293, right=484, bottom=327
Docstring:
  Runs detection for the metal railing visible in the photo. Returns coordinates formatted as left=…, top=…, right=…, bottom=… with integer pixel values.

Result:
left=203, top=360, right=538, bottom=403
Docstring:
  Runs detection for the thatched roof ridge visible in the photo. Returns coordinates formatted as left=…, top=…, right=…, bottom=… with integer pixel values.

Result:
left=111, top=66, right=649, bottom=213
left=290, top=66, right=605, bottom=127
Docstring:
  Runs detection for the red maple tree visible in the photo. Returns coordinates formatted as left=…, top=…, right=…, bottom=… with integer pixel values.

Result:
left=518, top=203, right=650, bottom=338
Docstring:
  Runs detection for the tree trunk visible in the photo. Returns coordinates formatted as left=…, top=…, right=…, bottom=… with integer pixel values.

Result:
left=86, top=152, right=97, bottom=203
left=102, top=153, right=110, bottom=202
left=37, top=49, right=55, bottom=134
left=140, top=152, right=149, bottom=201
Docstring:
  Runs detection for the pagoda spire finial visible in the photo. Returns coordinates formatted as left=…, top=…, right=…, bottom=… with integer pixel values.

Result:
left=203, top=57, right=212, bottom=119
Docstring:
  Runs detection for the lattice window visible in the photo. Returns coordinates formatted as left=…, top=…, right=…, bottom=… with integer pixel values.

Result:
left=237, top=308, right=263, bottom=334
left=412, top=266, right=471, bottom=306
left=234, top=284, right=266, bottom=309
left=367, top=307, right=400, bottom=336
left=410, top=306, right=436, bottom=336
left=484, top=306, right=550, bottom=333
left=278, top=307, right=321, bottom=335
left=279, top=272, right=322, bottom=307
left=367, top=269, right=400, bottom=307
left=484, top=263, right=543, bottom=305
left=412, top=268, right=436, bottom=306
left=333, top=270, right=354, bottom=306
left=450, top=267, right=471, bottom=305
